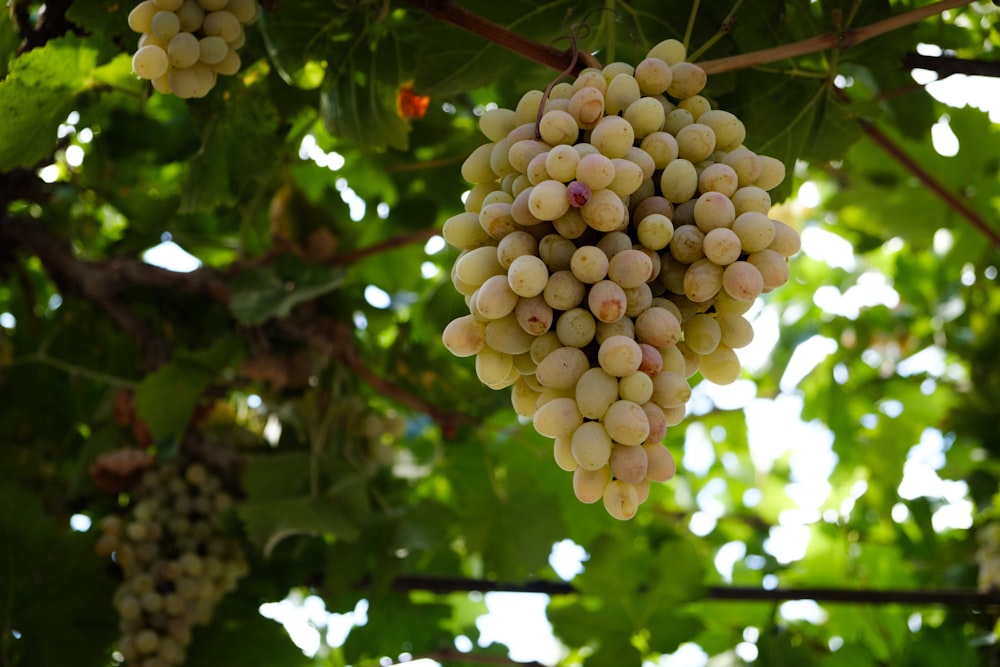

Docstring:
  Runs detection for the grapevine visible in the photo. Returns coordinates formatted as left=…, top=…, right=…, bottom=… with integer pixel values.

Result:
left=127, top=0, right=258, bottom=98
left=441, top=38, right=801, bottom=520
left=96, top=459, right=248, bottom=665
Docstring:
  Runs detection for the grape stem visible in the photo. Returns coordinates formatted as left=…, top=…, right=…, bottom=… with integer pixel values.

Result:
left=695, top=0, right=977, bottom=74
left=399, top=0, right=601, bottom=74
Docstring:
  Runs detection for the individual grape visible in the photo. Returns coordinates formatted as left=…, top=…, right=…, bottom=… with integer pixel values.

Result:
left=555, top=308, right=596, bottom=348
left=595, top=316, right=635, bottom=345
left=638, top=344, right=663, bottom=376
left=475, top=346, right=514, bottom=387
left=682, top=313, right=721, bottom=355
left=731, top=185, right=772, bottom=215
left=535, top=346, right=589, bottom=389
left=605, top=72, right=641, bottom=116
left=573, top=466, right=611, bottom=504
left=769, top=220, right=802, bottom=257
left=623, top=97, right=666, bottom=138
left=574, top=367, right=619, bottom=420
left=700, top=344, right=741, bottom=384
left=610, top=443, right=648, bottom=484
left=442, top=315, right=486, bottom=357
left=513, top=295, right=552, bottom=337
left=650, top=370, right=691, bottom=408
left=702, top=227, right=742, bottom=266
left=647, top=38, right=687, bottom=66
left=748, top=248, right=790, bottom=289
left=150, top=10, right=181, bottom=41
left=667, top=61, right=706, bottom=98
left=462, top=144, right=497, bottom=184
left=597, top=231, right=633, bottom=259
left=662, top=107, right=694, bottom=136
left=698, top=109, right=746, bottom=151
left=722, top=260, right=764, bottom=301
left=721, top=148, right=762, bottom=186
left=640, top=132, right=679, bottom=169
left=210, top=48, right=241, bottom=76
left=676, top=123, right=716, bottom=163
left=755, top=155, right=786, bottom=190
left=603, top=399, right=650, bottom=446
left=225, top=0, right=258, bottom=23
left=603, top=480, right=640, bottom=520
left=571, top=421, right=614, bottom=470
left=568, top=86, right=606, bottom=128
left=693, top=191, right=736, bottom=232
left=128, top=1, right=160, bottom=32
left=659, top=159, right=698, bottom=203
left=732, top=211, right=776, bottom=253
left=476, top=274, right=519, bottom=320
left=455, top=246, right=503, bottom=286
left=509, top=139, right=548, bottom=174
left=554, top=208, right=588, bottom=238
left=528, top=180, right=571, bottom=221
left=633, top=57, right=673, bottom=95
left=643, top=443, right=677, bottom=481
left=132, top=45, right=169, bottom=80
left=496, top=230, right=537, bottom=268
left=676, top=341, right=702, bottom=379
left=479, top=202, right=517, bottom=240
left=176, top=0, right=205, bottom=31
left=507, top=255, right=549, bottom=298
left=480, top=108, right=518, bottom=142
left=166, top=31, right=200, bottom=69
left=575, top=153, right=616, bottom=190
left=623, top=282, right=653, bottom=318
left=543, top=270, right=586, bottom=310
left=203, top=10, right=241, bottom=42
left=538, top=234, right=576, bottom=271
left=539, top=109, right=579, bottom=146
left=619, top=371, right=654, bottom=405
left=570, top=245, right=609, bottom=284
left=717, top=312, right=754, bottom=349
left=168, top=67, right=200, bottom=99
left=634, top=306, right=681, bottom=347
left=486, top=315, right=535, bottom=355
left=666, top=224, right=704, bottom=264
left=588, top=280, right=628, bottom=323
left=597, top=335, right=642, bottom=377
left=698, top=163, right=739, bottom=198
left=642, top=401, right=668, bottom=444
left=590, top=116, right=635, bottom=159
left=533, top=397, right=583, bottom=438
left=713, top=288, right=755, bottom=315
left=566, top=181, right=591, bottom=208
left=443, top=212, right=491, bottom=251
left=683, top=257, right=724, bottom=303
left=636, top=213, right=674, bottom=251
left=579, top=189, right=625, bottom=232
left=545, top=144, right=580, bottom=182
left=607, top=249, right=653, bottom=289
left=607, top=158, right=644, bottom=197
left=553, top=436, right=578, bottom=471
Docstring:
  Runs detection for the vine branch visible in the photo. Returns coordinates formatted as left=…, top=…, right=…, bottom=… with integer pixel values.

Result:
left=389, top=574, right=1000, bottom=607
left=696, top=0, right=976, bottom=74
left=399, top=0, right=601, bottom=75
left=902, top=52, right=1000, bottom=79
left=832, top=87, right=1000, bottom=251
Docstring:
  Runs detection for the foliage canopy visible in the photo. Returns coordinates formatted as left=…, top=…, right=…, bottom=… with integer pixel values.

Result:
left=1, top=0, right=1000, bottom=666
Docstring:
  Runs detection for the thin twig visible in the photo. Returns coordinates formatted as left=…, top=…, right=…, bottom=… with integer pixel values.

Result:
left=696, top=0, right=976, bottom=74
left=388, top=574, right=1000, bottom=606
left=327, top=228, right=442, bottom=266
left=399, top=0, right=601, bottom=75
left=687, top=0, right=743, bottom=63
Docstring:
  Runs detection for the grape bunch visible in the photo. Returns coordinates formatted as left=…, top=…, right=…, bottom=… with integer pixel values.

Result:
left=96, top=460, right=248, bottom=666
left=441, top=39, right=801, bottom=520
left=127, top=0, right=258, bottom=98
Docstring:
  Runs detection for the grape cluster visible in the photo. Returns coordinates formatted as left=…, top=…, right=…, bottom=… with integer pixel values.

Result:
left=96, top=461, right=248, bottom=666
left=441, top=39, right=801, bottom=520
left=127, top=0, right=258, bottom=98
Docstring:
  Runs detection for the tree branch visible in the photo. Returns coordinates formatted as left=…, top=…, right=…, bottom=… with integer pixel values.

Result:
left=389, top=574, right=1000, bottom=606
left=399, top=0, right=601, bottom=75
left=832, top=88, right=1000, bottom=251
left=902, top=52, right=1000, bottom=79
left=697, top=0, right=976, bottom=74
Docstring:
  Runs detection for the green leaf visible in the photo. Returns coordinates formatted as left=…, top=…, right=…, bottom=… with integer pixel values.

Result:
left=0, top=36, right=100, bottom=170
left=134, top=336, right=245, bottom=440
left=0, top=482, right=117, bottom=667
left=320, top=40, right=411, bottom=152
left=229, top=255, right=345, bottom=325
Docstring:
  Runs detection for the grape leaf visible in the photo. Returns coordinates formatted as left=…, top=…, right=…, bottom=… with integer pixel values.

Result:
left=256, top=0, right=349, bottom=89
left=229, top=254, right=345, bottom=325
left=134, top=336, right=245, bottom=440
left=0, top=482, right=117, bottom=667
left=0, top=36, right=100, bottom=170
